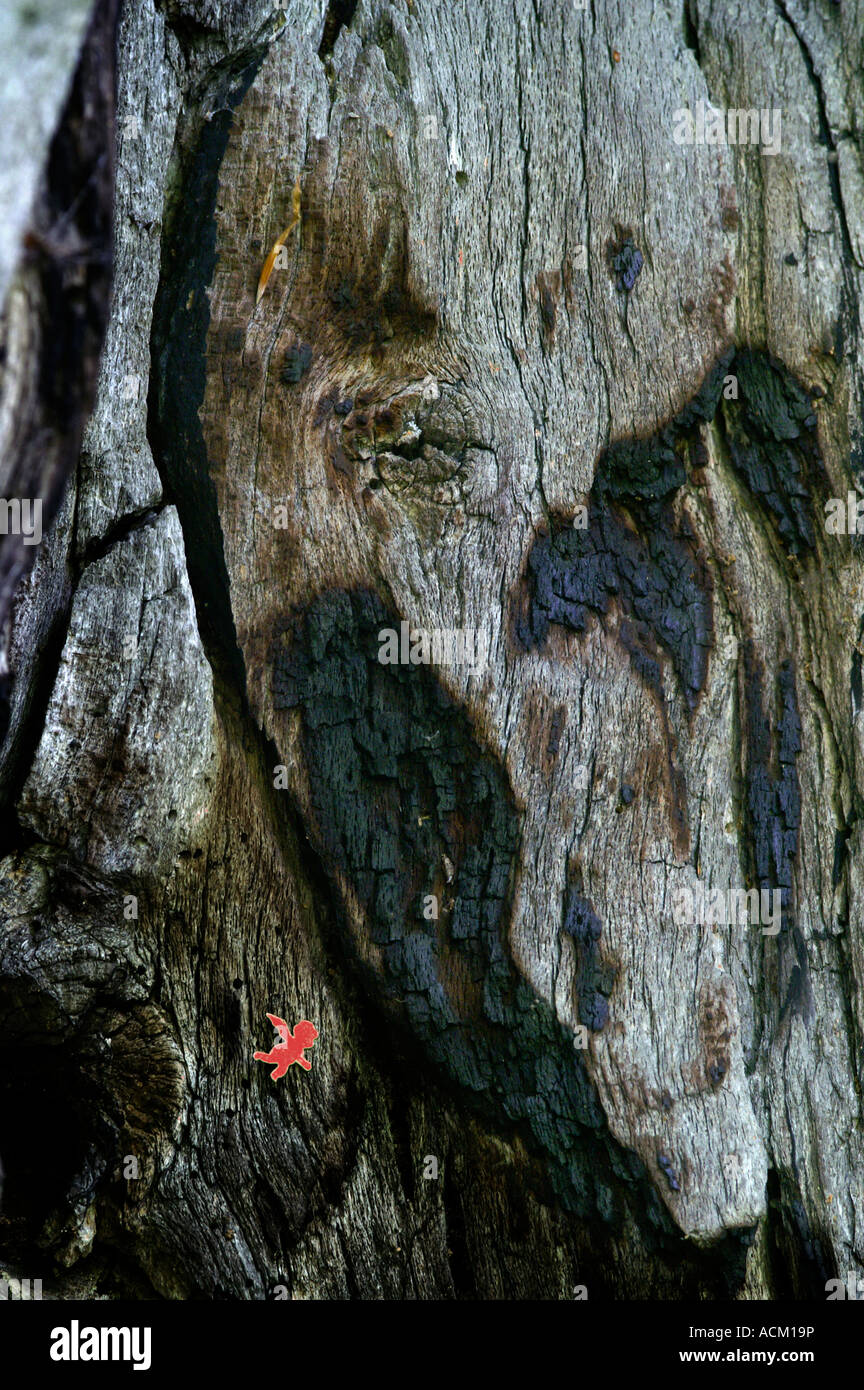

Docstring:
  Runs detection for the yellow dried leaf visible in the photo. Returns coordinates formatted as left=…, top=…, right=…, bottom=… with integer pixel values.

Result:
left=256, top=178, right=302, bottom=305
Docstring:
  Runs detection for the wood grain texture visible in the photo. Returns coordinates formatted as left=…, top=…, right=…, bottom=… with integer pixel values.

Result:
left=0, top=0, right=863, bottom=1300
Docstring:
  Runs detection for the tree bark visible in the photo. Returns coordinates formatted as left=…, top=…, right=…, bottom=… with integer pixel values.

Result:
left=1, top=0, right=863, bottom=1300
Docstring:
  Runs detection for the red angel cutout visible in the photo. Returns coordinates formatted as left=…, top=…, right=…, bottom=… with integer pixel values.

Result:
left=253, top=1014, right=318, bottom=1079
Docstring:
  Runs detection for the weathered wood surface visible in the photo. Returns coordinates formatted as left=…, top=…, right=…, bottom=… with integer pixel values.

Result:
left=1, top=0, right=863, bottom=1299
left=0, top=0, right=118, bottom=730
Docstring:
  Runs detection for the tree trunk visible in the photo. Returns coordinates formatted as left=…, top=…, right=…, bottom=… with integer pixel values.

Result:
left=1, top=0, right=863, bottom=1301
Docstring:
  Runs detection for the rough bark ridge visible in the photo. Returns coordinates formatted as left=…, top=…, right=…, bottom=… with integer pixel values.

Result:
left=1, top=0, right=863, bottom=1300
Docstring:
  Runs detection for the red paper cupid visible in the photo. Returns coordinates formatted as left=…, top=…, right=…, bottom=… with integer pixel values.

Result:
left=254, top=1014, right=318, bottom=1079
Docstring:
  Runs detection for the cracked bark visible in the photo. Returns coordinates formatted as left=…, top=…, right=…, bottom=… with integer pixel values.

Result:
left=1, top=0, right=863, bottom=1301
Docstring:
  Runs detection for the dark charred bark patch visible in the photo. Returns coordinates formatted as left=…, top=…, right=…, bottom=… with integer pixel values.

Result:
left=516, top=351, right=729, bottom=713
left=520, top=503, right=714, bottom=716
left=719, top=350, right=827, bottom=555
left=271, top=588, right=677, bottom=1231
left=739, top=647, right=810, bottom=1026
left=562, top=887, right=615, bottom=1033
left=516, top=351, right=828, bottom=726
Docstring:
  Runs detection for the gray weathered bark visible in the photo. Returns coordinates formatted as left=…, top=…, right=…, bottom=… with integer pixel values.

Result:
left=1, top=0, right=863, bottom=1300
